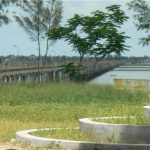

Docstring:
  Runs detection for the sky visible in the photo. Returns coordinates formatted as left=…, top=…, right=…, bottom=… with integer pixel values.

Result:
left=0, top=0, right=149, bottom=57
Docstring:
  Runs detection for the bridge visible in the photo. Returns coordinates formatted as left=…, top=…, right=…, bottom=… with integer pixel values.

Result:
left=0, top=61, right=122, bottom=83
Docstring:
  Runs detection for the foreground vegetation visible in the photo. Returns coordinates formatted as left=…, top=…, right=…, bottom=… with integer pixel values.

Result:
left=32, top=128, right=101, bottom=143
left=0, top=82, right=149, bottom=142
left=93, top=116, right=144, bottom=125
left=33, top=115, right=145, bottom=142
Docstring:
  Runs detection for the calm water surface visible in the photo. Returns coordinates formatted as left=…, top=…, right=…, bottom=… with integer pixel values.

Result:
left=89, top=68, right=150, bottom=85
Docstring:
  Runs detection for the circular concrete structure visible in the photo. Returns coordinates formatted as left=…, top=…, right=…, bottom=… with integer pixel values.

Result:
left=16, top=128, right=150, bottom=150
left=79, top=116, right=150, bottom=144
left=16, top=106, right=150, bottom=149
left=144, top=106, right=150, bottom=124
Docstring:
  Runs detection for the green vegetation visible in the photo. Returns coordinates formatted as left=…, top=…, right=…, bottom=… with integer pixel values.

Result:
left=128, top=0, right=150, bottom=46
left=15, top=0, right=63, bottom=70
left=32, top=128, right=101, bottom=143
left=93, top=116, right=144, bottom=125
left=0, top=82, right=149, bottom=142
left=48, top=5, right=129, bottom=64
left=32, top=117, right=147, bottom=141
left=48, top=5, right=129, bottom=81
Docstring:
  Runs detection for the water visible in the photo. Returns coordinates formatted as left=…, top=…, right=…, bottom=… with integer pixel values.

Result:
left=89, top=68, right=150, bottom=85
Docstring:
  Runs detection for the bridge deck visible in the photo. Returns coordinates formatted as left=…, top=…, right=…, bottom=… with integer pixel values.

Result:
left=0, top=61, right=122, bottom=82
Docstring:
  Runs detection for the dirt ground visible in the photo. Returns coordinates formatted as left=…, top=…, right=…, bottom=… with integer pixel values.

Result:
left=0, top=143, right=44, bottom=150
left=0, top=142, right=61, bottom=150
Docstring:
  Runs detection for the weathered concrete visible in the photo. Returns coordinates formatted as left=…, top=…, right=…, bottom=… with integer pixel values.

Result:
left=16, top=106, right=150, bottom=149
left=144, top=106, right=150, bottom=124
left=79, top=117, right=150, bottom=144
left=0, top=61, right=122, bottom=83
left=16, top=128, right=150, bottom=150
left=0, top=66, right=68, bottom=83
left=114, top=78, right=150, bottom=90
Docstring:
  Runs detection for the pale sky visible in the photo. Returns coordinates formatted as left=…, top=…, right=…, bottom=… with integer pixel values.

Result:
left=0, top=0, right=149, bottom=57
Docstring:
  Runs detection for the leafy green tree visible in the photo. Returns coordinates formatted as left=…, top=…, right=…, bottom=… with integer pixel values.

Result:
left=0, top=1, right=9, bottom=26
left=60, top=62, right=79, bottom=80
left=14, top=0, right=62, bottom=78
left=48, top=4, right=129, bottom=66
left=128, top=0, right=150, bottom=46
left=0, top=0, right=17, bottom=26
left=48, top=4, right=129, bottom=80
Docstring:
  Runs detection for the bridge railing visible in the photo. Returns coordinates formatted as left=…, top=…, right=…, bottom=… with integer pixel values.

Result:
left=0, top=61, right=123, bottom=83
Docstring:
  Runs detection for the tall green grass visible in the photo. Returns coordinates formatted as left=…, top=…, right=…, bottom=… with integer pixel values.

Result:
left=0, top=82, right=149, bottom=142
left=32, top=128, right=102, bottom=143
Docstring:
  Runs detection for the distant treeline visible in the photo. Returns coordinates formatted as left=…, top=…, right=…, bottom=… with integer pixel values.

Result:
left=0, top=55, right=150, bottom=66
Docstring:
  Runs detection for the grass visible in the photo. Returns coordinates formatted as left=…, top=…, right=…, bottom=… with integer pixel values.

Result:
left=32, top=128, right=101, bottom=143
left=0, top=82, right=149, bottom=142
left=93, top=116, right=145, bottom=125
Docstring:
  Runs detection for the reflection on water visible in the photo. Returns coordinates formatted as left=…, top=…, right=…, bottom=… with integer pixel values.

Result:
left=89, top=68, right=150, bottom=85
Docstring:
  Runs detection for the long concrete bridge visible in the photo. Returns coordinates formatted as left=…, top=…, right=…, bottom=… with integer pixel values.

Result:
left=0, top=61, right=123, bottom=83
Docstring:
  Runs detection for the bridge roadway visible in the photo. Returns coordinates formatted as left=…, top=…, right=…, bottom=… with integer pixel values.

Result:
left=0, top=65, right=60, bottom=76
left=0, top=65, right=63, bottom=83
left=0, top=61, right=122, bottom=83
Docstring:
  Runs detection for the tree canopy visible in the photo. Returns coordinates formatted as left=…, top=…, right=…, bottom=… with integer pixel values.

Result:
left=47, top=4, right=129, bottom=65
left=0, top=0, right=17, bottom=26
left=15, top=0, right=62, bottom=42
left=128, top=0, right=150, bottom=46
left=14, top=0, right=63, bottom=78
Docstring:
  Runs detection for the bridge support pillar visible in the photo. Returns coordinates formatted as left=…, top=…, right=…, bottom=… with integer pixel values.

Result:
left=18, top=75, right=21, bottom=83
left=9, top=76, right=12, bottom=83
left=58, top=71, right=62, bottom=81
left=53, top=71, right=56, bottom=81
